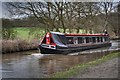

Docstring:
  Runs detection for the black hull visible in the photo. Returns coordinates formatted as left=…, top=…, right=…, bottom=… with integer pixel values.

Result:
left=39, top=47, right=69, bottom=54
left=39, top=42, right=111, bottom=54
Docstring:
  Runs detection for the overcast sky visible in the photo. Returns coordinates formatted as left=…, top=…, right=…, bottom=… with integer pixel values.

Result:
left=0, top=2, right=2, bottom=18
left=0, top=1, right=12, bottom=19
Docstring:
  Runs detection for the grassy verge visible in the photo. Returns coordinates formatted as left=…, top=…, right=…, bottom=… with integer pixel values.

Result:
left=50, top=51, right=120, bottom=78
left=13, top=27, right=45, bottom=41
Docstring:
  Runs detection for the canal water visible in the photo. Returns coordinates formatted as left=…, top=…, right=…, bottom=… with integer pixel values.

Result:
left=1, top=40, right=120, bottom=78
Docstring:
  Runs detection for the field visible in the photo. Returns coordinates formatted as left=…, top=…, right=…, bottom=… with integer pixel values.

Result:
left=13, top=27, right=45, bottom=41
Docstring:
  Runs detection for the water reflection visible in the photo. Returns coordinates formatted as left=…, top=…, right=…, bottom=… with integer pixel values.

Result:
left=2, top=40, right=120, bottom=78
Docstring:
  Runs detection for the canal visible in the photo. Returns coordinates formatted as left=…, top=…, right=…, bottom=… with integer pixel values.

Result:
left=1, top=40, right=120, bottom=78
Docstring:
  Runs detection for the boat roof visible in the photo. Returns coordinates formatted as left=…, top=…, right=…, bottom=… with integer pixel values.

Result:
left=65, top=33, right=109, bottom=36
left=49, top=32, right=109, bottom=36
left=50, top=32, right=64, bottom=35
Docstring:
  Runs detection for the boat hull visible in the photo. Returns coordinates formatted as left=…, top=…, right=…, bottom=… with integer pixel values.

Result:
left=39, top=47, right=69, bottom=54
left=39, top=42, right=111, bottom=54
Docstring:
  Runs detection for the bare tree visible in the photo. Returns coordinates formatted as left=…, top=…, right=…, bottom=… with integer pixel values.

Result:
left=74, top=2, right=100, bottom=33
left=5, top=2, right=56, bottom=32
left=118, top=2, right=120, bottom=38
left=99, top=2, right=114, bottom=31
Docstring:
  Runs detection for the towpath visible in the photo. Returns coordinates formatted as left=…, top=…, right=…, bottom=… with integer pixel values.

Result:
left=72, top=57, right=119, bottom=78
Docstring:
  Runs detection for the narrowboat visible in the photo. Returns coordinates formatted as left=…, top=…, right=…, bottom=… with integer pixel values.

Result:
left=39, top=32, right=111, bottom=54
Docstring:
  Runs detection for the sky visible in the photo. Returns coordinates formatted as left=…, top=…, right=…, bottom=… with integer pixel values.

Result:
left=0, top=2, right=2, bottom=18
left=0, top=1, right=12, bottom=19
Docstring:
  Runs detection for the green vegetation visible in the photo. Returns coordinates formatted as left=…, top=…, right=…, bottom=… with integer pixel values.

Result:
left=2, top=28, right=17, bottom=40
left=13, top=27, right=45, bottom=41
left=50, top=52, right=120, bottom=78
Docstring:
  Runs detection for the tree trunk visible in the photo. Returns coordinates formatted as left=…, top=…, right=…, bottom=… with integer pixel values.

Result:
left=89, top=28, right=92, bottom=34
left=63, top=28, right=66, bottom=33
left=76, top=29, right=79, bottom=33
left=85, top=27, right=88, bottom=34
left=56, top=28, right=60, bottom=32
left=69, top=28, right=72, bottom=33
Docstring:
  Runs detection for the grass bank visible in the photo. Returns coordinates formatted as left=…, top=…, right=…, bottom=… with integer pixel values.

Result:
left=13, top=27, right=45, bottom=41
left=50, top=51, right=120, bottom=78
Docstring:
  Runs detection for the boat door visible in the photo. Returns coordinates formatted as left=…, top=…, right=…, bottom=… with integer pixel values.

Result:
left=73, top=37, right=78, bottom=44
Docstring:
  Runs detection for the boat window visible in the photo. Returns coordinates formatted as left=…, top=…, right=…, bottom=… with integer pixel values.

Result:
left=52, top=34, right=67, bottom=45
left=97, top=37, right=100, bottom=42
left=104, top=37, right=106, bottom=41
left=57, top=35, right=67, bottom=45
left=92, top=37, right=96, bottom=43
left=104, top=37, right=107, bottom=41
left=85, top=37, right=89, bottom=43
left=73, top=37, right=78, bottom=44
left=97, top=37, right=109, bottom=42
left=103, top=37, right=105, bottom=42
left=89, top=37, right=92, bottom=42
left=78, top=37, right=83, bottom=44
left=66, top=37, right=74, bottom=44
left=100, top=37, right=103, bottom=42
